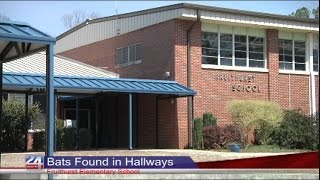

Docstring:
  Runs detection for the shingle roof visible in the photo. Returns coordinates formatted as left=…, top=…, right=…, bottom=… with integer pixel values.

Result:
left=3, top=52, right=119, bottom=78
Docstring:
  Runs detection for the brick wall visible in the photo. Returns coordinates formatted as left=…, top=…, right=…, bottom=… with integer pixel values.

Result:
left=58, top=19, right=318, bottom=148
left=60, top=20, right=176, bottom=80
left=266, top=29, right=280, bottom=103
left=278, top=74, right=310, bottom=113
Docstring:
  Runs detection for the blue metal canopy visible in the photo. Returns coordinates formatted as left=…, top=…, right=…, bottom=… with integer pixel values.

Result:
left=0, top=20, right=56, bottom=62
left=3, top=73, right=196, bottom=96
left=0, top=20, right=56, bottom=179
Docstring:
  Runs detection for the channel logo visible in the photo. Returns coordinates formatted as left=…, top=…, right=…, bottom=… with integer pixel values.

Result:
left=25, top=155, right=44, bottom=169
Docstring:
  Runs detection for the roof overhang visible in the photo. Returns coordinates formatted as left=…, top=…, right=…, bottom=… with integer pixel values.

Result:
left=58, top=3, right=319, bottom=40
left=3, top=73, right=196, bottom=97
left=0, top=20, right=56, bottom=63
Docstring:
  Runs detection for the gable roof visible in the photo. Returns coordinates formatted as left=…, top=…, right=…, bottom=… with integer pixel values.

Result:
left=56, top=3, right=319, bottom=54
left=3, top=52, right=119, bottom=78
left=58, top=3, right=318, bottom=40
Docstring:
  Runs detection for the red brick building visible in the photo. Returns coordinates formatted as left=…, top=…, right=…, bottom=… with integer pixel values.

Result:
left=56, top=3, right=319, bottom=149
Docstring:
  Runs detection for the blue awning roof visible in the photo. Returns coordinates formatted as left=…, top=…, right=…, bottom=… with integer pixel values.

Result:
left=3, top=73, right=196, bottom=97
left=0, top=20, right=56, bottom=62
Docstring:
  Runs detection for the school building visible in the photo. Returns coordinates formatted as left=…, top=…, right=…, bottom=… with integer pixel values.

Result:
left=55, top=3, right=319, bottom=149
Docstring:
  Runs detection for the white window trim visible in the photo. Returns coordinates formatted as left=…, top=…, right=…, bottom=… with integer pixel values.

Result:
left=202, top=26, right=266, bottom=69
left=279, top=70, right=309, bottom=75
left=202, top=64, right=269, bottom=73
left=279, top=38, right=307, bottom=71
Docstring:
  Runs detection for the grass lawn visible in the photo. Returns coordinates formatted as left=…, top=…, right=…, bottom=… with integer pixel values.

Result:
left=217, top=145, right=311, bottom=153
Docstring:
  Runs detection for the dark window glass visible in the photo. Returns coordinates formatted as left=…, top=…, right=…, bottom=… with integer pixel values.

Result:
left=220, top=58, right=232, bottom=66
left=235, top=51, right=246, bottom=58
left=122, top=47, right=128, bottom=63
left=249, top=37, right=264, bottom=44
left=250, top=45, right=263, bottom=52
left=202, top=56, right=218, bottom=65
left=280, top=62, right=293, bottom=70
left=136, top=44, right=142, bottom=60
left=202, top=48, right=218, bottom=57
left=295, top=63, right=306, bottom=71
left=279, top=39, right=293, bottom=70
left=295, top=56, right=305, bottom=63
left=115, top=48, right=123, bottom=65
left=235, top=59, right=247, bottom=66
left=313, top=48, right=319, bottom=72
left=249, top=36, right=264, bottom=68
left=220, top=41, right=232, bottom=49
left=202, top=40, right=218, bottom=48
left=235, top=35, right=246, bottom=43
left=220, top=34, right=232, bottom=41
left=129, top=46, right=136, bottom=62
left=220, top=50, right=232, bottom=57
left=202, top=32, right=218, bottom=41
left=249, top=52, right=264, bottom=60
left=202, top=31, right=218, bottom=65
left=235, top=43, right=246, bottom=51
left=284, top=55, right=293, bottom=62
left=249, top=60, right=264, bottom=68
left=295, top=48, right=305, bottom=56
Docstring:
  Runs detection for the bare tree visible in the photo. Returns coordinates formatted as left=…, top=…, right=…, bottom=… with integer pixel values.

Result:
left=0, top=13, right=10, bottom=21
left=61, top=10, right=100, bottom=29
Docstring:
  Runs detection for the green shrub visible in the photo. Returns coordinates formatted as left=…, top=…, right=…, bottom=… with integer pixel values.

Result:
left=79, top=128, right=92, bottom=149
left=33, top=131, right=45, bottom=151
left=193, top=118, right=203, bottom=149
left=203, top=113, right=217, bottom=127
left=271, top=110, right=318, bottom=150
left=64, top=128, right=76, bottom=150
left=228, top=100, right=283, bottom=146
left=56, top=119, right=65, bottom=150
left=1, top=99, right=41, bottom=152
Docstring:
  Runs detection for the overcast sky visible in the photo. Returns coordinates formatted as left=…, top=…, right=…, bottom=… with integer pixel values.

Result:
left=1, top=1, right=318, bottom=37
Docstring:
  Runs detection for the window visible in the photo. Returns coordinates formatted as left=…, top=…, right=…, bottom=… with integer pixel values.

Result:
left=201, top=25, right=266, bottom=69
left=279, top=39, right=293, bottom=70
left=279, top=39, right=306, bottom=71
left=115, top=43, right=142, bottom=66
left=7, top=93, right=33, bottom=106
left=220, top=33, right=233, bottom=66
left=235, top=35, right=247, bottom=67
left=279, top=32, right=306, bottom=71
left=314, top=38, right=319, bottom=72
left=249, top=37, right=265, bottom=68
left=202, top=32, right=218, bottom=65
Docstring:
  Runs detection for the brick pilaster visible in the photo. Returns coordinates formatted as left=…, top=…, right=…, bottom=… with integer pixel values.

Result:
left=266, top=29, right=280, bottom=103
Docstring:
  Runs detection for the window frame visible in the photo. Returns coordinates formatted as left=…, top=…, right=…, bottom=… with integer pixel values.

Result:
left=278, top=38, right=306, bottom=71
left=201, top=26, right=267, bottom=70
left=115, top=43, right=142, bottom=67
left=313, top=38, right=319, bottom=73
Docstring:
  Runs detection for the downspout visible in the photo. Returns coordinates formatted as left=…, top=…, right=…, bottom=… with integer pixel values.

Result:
left=186, top=9, right=200, bottom=148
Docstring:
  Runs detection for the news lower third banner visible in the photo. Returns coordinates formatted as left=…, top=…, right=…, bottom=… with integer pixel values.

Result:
left=0, top=152, right=318, bottom=174
left=44, top=156, right=197, bottom=169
